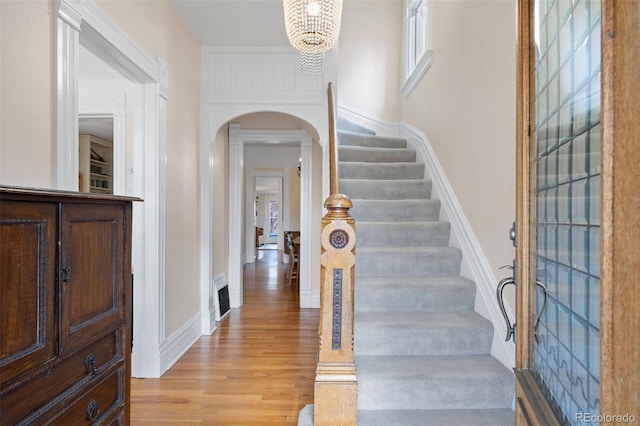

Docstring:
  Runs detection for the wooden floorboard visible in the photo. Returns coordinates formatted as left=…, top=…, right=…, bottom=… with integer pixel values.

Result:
left=131, top=249, right=319, bottom=425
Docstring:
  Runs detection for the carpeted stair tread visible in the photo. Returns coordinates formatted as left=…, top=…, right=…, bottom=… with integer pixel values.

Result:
left=341, top=179, right=432, bottom=200
left=355, top=276, right=476, bottom=312
left=339, top=161, right=425, bottom=180
left=357, top=408, right=515, bottom=426
left=350, top=199, right=441, bottom=222
left=296, top=119, right=515, bottom=425
left=355, top=311, right=493, bottom=355
left=337, top=118, right=377, bottom=135
left=356, top=355, right=514, bottom=410
left=357, top=221, right=450, bottom=247
left=339, top=146, right=416, bottom=163
left=338, top=130, right=406, bottom=148
left=356, top=247, right=462, bottom=277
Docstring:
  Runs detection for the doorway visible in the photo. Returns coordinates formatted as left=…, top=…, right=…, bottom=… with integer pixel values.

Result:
left=55, top=0, right=168, bottom=378
left=229, top=126, right=313, bottom=309
left=255, top=177, right=283, bottom=250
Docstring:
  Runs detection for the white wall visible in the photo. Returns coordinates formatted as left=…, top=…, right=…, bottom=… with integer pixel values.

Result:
left=95, top=0, right=202, bottom=337
left=400, top=0, right=517, bottom=307
left=338, top=0, right=402, bottom=122
left=0, top=0, right=52, bottom=187
left=337, top=0, right=517, bottom=315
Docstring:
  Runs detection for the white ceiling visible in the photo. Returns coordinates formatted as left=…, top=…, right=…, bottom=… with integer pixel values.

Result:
left=170, top=0, right=291, bottom=47
left=79, top=117, right=114, bottom=141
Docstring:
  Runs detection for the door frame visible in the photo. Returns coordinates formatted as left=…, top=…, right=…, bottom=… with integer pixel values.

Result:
left=515, top=0, right=640, bottom=423
left=229, top=126, right=313, bottom=309
left=248, top=173, right=288, bottom=259
left=54, top=0, right=168, bottom=378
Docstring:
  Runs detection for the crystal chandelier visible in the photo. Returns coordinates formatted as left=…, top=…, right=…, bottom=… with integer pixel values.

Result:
left=283, top=0, right=343, bottom=74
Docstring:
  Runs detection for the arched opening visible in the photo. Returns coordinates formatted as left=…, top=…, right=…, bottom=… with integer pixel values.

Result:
left=203, top=111, right=322, bottom=322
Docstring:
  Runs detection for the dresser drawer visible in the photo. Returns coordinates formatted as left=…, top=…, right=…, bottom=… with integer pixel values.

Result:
left=45, top=365, right=124, bottom=426
left=1, top=330, right=122, bottom=425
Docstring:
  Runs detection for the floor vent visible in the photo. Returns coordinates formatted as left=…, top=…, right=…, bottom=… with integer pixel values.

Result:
left=218, top=285, right=230, bottom=317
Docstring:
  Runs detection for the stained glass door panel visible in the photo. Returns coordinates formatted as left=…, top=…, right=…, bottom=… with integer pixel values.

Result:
left=529, top=0, right=601, bottom=423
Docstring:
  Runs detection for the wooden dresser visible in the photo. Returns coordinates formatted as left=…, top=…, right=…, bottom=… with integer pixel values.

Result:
left=0, top=186, right=136, bottom=425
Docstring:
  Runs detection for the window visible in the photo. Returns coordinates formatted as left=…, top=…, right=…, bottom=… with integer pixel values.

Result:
left=269, top=200, right=279, bottom=236
left=402, top=0, right=432, bottom=97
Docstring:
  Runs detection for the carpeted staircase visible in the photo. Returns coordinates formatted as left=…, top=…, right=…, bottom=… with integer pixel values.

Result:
left=299, top=119, right=514, bottom=425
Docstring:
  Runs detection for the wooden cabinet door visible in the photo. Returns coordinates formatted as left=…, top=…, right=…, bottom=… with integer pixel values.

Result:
left=0, top=201, right=57, bottom=384
left=59, top=203, right=125, bottom=353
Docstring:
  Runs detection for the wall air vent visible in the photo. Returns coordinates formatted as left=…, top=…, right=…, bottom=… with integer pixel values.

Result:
left=218, top=285, right=231, bottom=319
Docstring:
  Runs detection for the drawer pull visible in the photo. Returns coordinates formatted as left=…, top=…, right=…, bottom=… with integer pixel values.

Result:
left=86, top=399, right=100, bottom=421
left=85, top=353, right=98, bottom=376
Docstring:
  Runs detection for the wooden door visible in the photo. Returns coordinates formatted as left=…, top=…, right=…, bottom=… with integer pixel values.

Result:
left=0, top=201, right=57, bottom=384
left=59, top=202, right=126, bottom=353
left=515, top=0, right=639, bottom=424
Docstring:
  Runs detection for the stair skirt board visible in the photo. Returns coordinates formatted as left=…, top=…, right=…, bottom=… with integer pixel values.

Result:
left=297, top=117, right=514, bottom=425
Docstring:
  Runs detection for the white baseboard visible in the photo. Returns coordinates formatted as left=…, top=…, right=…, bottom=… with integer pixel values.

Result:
left=300, top=289, right=320, bottom=308
left=201, top=310, right=217, bottom=335
left=159, top=313, right=201, bottom=375
left=399, top=122, right=516, bottom=369
left=337, top=105, right=400, bottom=138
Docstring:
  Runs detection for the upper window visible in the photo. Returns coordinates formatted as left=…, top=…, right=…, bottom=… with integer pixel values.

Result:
left=402, top=0, right=432, bottom=97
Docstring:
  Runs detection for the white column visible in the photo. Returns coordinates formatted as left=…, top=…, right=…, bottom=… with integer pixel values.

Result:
left=299, top=134, right=313, bottom=307
left=228, top=124, right=244, bottom=308
left=54, top=0, right=82, bottom=190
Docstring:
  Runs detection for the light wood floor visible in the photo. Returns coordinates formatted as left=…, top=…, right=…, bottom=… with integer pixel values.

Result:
left=130, top=249, right=319, bottom=425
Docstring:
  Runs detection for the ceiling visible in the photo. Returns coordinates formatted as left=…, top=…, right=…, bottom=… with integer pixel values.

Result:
left=170, top=0, right=290, bottom=47
left=79, top=117, right=114, bottom=141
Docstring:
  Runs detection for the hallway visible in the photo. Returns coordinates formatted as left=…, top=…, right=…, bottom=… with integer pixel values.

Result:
left=130, top=249, right=319, bottom=425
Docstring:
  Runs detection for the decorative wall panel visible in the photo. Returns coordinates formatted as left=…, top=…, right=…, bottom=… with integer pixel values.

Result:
left=206, top=49, right=324, bottom=105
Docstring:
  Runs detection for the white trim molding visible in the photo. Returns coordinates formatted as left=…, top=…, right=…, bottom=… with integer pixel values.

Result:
left=401, top=50, right=433, bottom=98
left=54, top=0, right=82, bottom=191
left=159, top=313, right=202, bottom=374
left=202, top=272, right=224, bottom=334
left=228, top=124, right=245, bottom=308
left=245, top=170, right=291, bottom=264
left=299, top=135, right=314, bottom=308
left=402, top=0, right=433, bottom=98
left=78, top=80, right=130, bottom=198
left=337, top=105, right=401, bottom=138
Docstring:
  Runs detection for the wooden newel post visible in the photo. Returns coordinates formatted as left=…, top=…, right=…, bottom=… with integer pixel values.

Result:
left=314, top=193, right=358, bottom=425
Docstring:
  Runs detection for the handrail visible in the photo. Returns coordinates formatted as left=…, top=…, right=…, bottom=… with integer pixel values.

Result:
left=328, top=81, right=340, bottom=195
left=313, top=82, right=358, bottom=425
